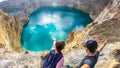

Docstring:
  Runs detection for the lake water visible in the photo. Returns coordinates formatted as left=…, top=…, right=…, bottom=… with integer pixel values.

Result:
left=9, top=10, right=20, bottom=15
left=21, top=6, right=93, bottom=52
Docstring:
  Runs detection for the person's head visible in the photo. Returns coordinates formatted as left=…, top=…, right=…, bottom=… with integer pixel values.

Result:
left=83, top=39, right=98, bottom=54
left=55, top=40, right=65, bottom=53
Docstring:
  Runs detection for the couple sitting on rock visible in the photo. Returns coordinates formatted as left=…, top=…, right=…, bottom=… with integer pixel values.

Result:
left=42, top=37, right=107, bottom=68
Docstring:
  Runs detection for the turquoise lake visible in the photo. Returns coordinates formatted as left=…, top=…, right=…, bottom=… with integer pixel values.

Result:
left=21, top=6, right=93, bottom=52
left=9, top=10, right=20, bottom=15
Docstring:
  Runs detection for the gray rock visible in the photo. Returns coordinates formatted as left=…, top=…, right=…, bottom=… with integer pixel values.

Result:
left=0, top=0, right=110, bottom=20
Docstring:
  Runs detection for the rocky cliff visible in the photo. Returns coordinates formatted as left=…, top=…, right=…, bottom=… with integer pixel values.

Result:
left=64, top=0, right=120, bottom=68
left=0, top=0, right=110, bottom=20
left=95, top=0, right=120, bottom=23
left=0, top=0, right=120, bottom=68
left=0, top=9, right=23, bottom=52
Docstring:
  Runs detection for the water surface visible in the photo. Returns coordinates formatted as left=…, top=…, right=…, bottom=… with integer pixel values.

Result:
left=21, top=6, right=93, bottom=51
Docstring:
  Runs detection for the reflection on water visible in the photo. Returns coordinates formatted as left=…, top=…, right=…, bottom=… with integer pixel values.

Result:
left=21, top=6, right=93, bottom=51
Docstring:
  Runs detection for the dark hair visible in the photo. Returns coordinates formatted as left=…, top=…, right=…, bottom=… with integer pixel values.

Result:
left=85, top=40, right=98, bottom=53
left=55, top=40, right=65, bottom=54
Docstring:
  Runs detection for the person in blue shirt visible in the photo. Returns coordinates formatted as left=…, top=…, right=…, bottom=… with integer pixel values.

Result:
left=78, top=39, right=107, bottom=68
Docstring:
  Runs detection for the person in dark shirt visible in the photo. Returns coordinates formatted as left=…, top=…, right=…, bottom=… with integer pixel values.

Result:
left=43, top=37, right=65, bottom=68
left=78, top=39, right=107, bottom=68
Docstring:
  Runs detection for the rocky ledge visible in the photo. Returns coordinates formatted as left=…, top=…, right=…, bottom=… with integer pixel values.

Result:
left=0, top=0, right=120, bottom=68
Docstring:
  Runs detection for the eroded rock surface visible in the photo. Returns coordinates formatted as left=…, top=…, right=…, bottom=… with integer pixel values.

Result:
left=0, top=9, right=23, bottom=52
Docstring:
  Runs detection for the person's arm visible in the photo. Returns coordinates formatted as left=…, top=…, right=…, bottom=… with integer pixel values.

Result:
left=80, top=64, right=90, bottom=68
left=56, top=57, right=64, bottom=68
left=51, top=37, right=56, bottom=50
left=97, top=40, right=107, bottom=53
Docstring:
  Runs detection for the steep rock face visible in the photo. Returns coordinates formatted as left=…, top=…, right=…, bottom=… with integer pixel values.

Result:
left=0, top=10, right=23, bottom=52
left=95, top=0, right=120, bottom=23
left=64, top=0, right=120, bottom=68
left=73, top=0, right=110, bottom=19
left=0, top=0, right=119, bottom=67
left=0, top=0, right=109, bottom=19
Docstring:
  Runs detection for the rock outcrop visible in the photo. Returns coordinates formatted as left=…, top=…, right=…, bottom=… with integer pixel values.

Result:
left=0, top=9, right=23, bottom=52
left=64, top=0, right=120, bottom=68
left=0, top=0, right=110, bottom=20
left=95, top=0, right=120, bottom=23
left=0, top=0, right=119, bottom=68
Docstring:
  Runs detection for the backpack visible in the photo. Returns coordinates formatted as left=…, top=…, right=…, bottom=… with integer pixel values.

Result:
left=42, top=50, right=63, bottom=68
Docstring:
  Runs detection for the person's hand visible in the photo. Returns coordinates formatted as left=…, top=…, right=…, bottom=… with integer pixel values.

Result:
left=52, top=36, right=56, bottom=41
